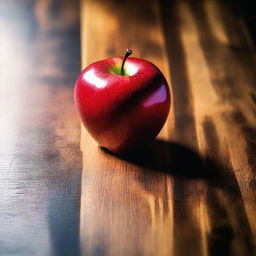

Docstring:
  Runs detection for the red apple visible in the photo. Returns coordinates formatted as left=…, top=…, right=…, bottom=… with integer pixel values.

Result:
left=74, top=49, right=170, bottom=154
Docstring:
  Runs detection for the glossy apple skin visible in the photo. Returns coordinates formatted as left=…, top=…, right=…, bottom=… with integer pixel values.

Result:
left=74, top=57, right=170, bottom=154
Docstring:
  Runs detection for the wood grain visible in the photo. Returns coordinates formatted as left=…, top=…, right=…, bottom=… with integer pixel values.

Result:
left=80, top=0, right=256, bottom=255
left=0, top=1, right=81, bottom=255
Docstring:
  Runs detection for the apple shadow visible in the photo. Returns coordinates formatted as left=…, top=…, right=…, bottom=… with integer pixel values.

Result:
left=106, top=139, right=218, bottom=180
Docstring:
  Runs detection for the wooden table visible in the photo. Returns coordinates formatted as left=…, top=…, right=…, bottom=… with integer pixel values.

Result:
left=1, top=0, right=256, bottom=255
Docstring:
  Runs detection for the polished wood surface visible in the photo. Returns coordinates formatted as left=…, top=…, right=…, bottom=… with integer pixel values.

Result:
left=1, top=0, right=256, bottom=255
left=0, top=1, right=81, bottom=255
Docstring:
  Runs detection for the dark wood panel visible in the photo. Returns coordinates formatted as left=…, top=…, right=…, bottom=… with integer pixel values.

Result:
left=80, top=0, right=256, bottom=255
left=0, top=1, right=82, bottom=255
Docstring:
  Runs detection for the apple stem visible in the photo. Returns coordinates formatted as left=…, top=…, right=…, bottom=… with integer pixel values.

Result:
left=121, top=49, right=132, bottom=75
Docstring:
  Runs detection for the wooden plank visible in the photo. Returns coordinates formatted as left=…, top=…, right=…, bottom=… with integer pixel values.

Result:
left=0, top=1, right=82, bottom=255
left=79, top=1, right=174, bottom=255
left=80, top=0, right=256, bottom=255
left=160, top=1, right=256, bottom=255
